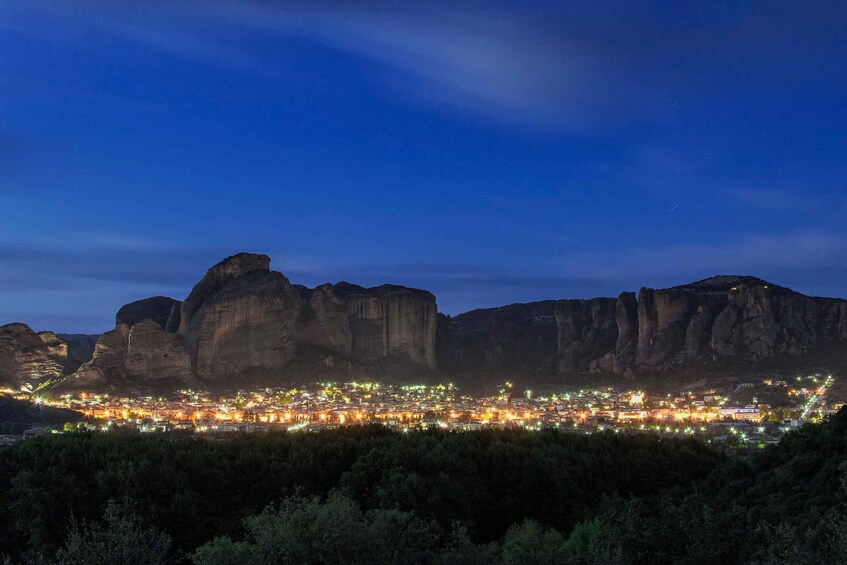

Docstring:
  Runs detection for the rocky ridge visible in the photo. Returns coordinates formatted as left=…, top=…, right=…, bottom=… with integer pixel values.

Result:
left=296, top=282, right=437, bottom=375
left=4, top=264, right=847, bottom=391
left=438, top=276, right=847, bottom=380
left=65, top=253, right=438, bottom=390
left=436, top=301, right=558, bottom=375
left=0, top=324, right=80, bottom=389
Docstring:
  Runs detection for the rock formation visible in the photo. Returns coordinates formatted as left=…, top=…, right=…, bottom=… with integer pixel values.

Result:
left=64, top=253, right=438, bottom=389
left=176, top=253, right=302, bottom=382
left=556, top=298, right=618, bottom=373
left=630, top=276, right=847, bottom=372
left=296, top=282, right=437, bottom=374
left=437, top=301, right=559, bottom=375
left=116, top=296, right=181, bottom=329
left=436, top=276, right=847, bottom=379
left=71, top=326, right=131, bottom=389
left=614, top=292, right=639, bottom=369
left=0, top=324, right=79, bottom=389
left=73, top=296, right=196, bottom=390
left=9, top=263, right=847, bottom=391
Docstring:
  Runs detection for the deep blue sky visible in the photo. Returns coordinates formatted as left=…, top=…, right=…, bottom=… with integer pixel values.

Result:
left=2, top=1, right=846, bottom=333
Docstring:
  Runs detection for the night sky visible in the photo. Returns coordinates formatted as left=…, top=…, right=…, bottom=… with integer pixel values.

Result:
left=2, top=1, right=846, bottom=333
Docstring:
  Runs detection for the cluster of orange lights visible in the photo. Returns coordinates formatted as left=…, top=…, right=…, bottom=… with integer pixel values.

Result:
left=75, top=400, right=731, bottom=430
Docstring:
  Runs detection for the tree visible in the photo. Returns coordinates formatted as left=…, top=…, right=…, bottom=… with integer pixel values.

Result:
left=434, top=524, right=500, bottom=565
left=192, top=493, right=497, bottom=565
left=501, top=520, right=568, bottom=565
left=51, top=502, right=171, bottom=565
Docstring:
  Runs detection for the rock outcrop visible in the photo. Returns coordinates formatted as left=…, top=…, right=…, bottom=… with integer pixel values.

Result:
left=125, top=320, right=195, bottom=383
left=0, top=324, right=79, bottom=389
left=556, top=298, right=618, bottom=373
left=629, top=276, right=847, bottom=372
left=177, top=254, right=301, bottom=383
left=15, top=264, right=847, bottom=391
left=437, top=276, right=847, bottom=379
left=71, top=326, right=131, bottom=389
left=116, top=296, right=181, bottom=329
left=64, top=253, right=438, bottom=389
left=296, top=282, right=437, bottom=374
left=73, top=295, right=196, bottom=390
left=636, top=287, right=703, bottom=369
left=437, top=301, right=558, bottom=375
left=614, top=292, right=639, bottom=369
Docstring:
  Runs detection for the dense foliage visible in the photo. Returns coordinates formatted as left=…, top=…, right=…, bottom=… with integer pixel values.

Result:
left=0, top=410, right=845, bottom=563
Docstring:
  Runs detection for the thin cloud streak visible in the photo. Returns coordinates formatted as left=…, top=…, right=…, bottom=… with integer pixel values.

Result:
left=15, top=1, right=842, bottom=129
left=7, top=1, right=599, bottom=127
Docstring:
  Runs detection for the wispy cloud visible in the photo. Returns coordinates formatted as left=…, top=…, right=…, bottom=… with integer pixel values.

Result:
left=14, top=0, right=840, bottom=129
left=254, top=3, right=601, bottom=126
left=4, top=0, right=845, bottom=128
left=7, top=1, right=601, bottom=126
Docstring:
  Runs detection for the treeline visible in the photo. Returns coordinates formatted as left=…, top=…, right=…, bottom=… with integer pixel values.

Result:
left=0, top=411, right=845, bottom=563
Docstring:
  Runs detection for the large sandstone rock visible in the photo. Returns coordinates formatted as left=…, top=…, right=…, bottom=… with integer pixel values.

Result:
left=614, top=292, right=639, bottom=368
left=125, top=320, right=195, bottom=383
left=556, top=298, right=618, bottom=373
left=178, top=253, right=271, bottom=332
left=71, top=325, right=130, bottom=389
left=614, top=276, right=847, bottom=374
left=296, top=282, right=437, bottom=374
left=64, top=252, right=439, bottom=390
left=116, top=296, right=181, bottom=328
left=295, top=284, right=350, bottom=354
left=636, top=287, right=698, bottom=369
left=71, top=297, right=196, bottom=390
left=709, top=283, right=824, bottom=360
left=340, top=282, right=437, bottom=370
left=436, top=275, right=847, bottom=380
left=177, top=253, right=301, bottom=382
left=0, top=324, right=79, bottom=389
left=45, top=254, right=847, bottom=390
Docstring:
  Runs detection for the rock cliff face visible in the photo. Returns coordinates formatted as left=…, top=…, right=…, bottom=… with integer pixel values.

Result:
left=71, top=326, right=131, bottom=389
left=556, top=298, right=618, bottom=373
left=125, top=320, right=195, bottom=383
left=117, top=296, right=181, bottom=329
left=614, top=292, right=639, bottom=369
left=73, top=297, right=196, bottom=390
left=177, top=254, right=301, bottom=382
left=16, top=266, right=847, bottom=391
left=437, top=276, right=847, bottom=379
left=64, top=253, right=437, bottom=389
left=0, top=324, right=79, bottom=389
left=629, top=276, right=847, bottom=372
left=636, top=287, right=705, bottom=369
left=296, top=282, right=437, bottom=374
left=437, top=301, right=558, bottom=375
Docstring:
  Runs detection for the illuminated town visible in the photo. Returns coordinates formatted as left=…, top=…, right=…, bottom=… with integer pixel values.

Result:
left=3, top=374, right=838, bottom=447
